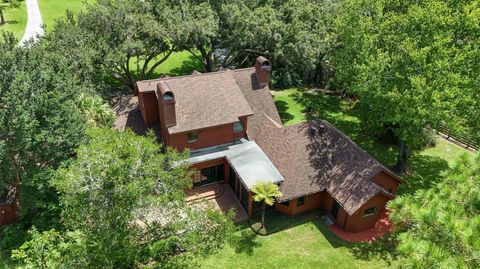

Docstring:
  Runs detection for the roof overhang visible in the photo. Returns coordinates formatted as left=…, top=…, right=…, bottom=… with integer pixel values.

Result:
left=226, top=141, right=284, bottom=190
left=186, top=140, right=284, bottom=190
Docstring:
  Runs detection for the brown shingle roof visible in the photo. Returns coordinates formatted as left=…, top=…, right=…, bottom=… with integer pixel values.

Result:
left=137, top=71, right=253, bottom=134
left=231, top=68, right=282, bottom=139
left=252, top=114, right=395, bottom=215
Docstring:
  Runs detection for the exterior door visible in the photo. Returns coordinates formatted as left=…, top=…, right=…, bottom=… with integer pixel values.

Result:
left=331, top=199, right=340, bottom=218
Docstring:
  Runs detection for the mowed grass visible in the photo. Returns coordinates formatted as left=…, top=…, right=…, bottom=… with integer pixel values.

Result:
left=0, top=1, right=27, bottom=40
left=38, top=0, right=91, bottom=31
left=128, top=51, right=204, bottom=78
left=200, top=213, right=395, bottom=269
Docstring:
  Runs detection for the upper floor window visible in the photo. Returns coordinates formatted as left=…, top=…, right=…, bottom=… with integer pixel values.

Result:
left=187, top=131, right=198, bottom=143
left=233, top=122, right=244, bottom=133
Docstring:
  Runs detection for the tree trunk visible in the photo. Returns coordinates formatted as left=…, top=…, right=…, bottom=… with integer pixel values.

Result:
left=261, top=202, right=266, bottom=228
left=0, top=10, right=5, bottom=25
left=394, top=140, right=409, bottom=174
left=205, top=53, right=214, bottom=73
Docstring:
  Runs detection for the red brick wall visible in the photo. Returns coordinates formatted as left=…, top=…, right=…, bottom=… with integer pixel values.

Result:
left=138, top=92, right=159, bottom=126
left=275, top=192, right=325, bottom=215
left=168, top=121, right=247, bottom=152
left=372, top=171, right=400, bottom=194
left=344, top=194, right=389, bottom=233
left=0, top=204, right=17, bottom=227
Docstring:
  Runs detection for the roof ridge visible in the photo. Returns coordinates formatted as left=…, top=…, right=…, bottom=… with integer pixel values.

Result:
left=138, top=67, right=256, bottom=85
left=138, top=69, right=232, bottom=85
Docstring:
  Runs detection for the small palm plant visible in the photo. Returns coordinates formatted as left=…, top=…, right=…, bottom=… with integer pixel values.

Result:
left=251, top=182, right=282, bottom=228
left=79, top=94, right=115, bottom=128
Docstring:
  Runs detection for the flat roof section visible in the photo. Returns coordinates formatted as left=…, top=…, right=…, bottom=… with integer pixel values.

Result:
left=226, top=141, right=284, bottom=190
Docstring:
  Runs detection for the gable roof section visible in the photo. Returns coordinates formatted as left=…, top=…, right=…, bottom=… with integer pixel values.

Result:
left=232, top=68, right=282, bottom=140
left=252, top=114, right=397, bottom=215
left=137, top=71, right=253, bottom=134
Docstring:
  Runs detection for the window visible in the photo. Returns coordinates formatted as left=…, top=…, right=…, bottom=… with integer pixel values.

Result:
left=296, top=196, right=305, bottom=206
left=192, top=164, right=225, bottom=187
left=233, top=122, right=244, bottom=133
left=363, top=207, right=376, bottom=217
left=281, top=200, right=290, bottom=206
left=187, top=131, right=198, bottom=143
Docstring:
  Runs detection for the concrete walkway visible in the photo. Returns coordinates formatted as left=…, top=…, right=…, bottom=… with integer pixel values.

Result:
left=19, top=0, right=43, bottom=46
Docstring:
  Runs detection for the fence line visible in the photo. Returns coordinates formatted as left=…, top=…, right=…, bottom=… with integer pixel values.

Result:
left=436, top=124, right=478, bottom=151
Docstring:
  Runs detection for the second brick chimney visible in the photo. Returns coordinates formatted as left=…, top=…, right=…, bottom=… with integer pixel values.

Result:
left=255, top=56, right=271, bottom=87
left=156, top=81, right=176, bottom=128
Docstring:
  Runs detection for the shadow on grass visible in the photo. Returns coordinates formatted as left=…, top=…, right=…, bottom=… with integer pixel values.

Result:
left=165, top=55, right=204, bottom=77
left=274, top=100, right=295, bottom=124
left=2, top=20, right=19, bottom=25
left=399, top=154, right=450, bottom=195
left=230, top=229, right=262, bottom=256
left=347, top=232, right=399, bottom=266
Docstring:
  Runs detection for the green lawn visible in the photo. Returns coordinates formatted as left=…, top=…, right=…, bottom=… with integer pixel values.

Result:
left=200, top=212, right=396, bottom=269
left=0, top=1, right=27, bottom=40
left=38, top=0, right=90, bottom=31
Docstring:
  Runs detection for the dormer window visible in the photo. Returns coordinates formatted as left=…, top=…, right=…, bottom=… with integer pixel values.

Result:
left=233, top=122, right=244, bottom=133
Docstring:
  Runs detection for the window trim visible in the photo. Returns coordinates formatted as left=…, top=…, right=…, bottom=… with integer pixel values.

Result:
left=296, top=196, right=306, bottom=207
left=187, top=131, right=198, bottom=143
left=363, top=207, right=376, bottom=217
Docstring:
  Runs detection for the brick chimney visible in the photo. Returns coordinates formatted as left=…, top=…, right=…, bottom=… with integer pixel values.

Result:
left=255, top=56, right=271, bottom=87
left=156, top=81, right=176, bottom=128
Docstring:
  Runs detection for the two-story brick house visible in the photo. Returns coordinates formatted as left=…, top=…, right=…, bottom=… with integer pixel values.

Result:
left=134, top=57, right=403, bottom=233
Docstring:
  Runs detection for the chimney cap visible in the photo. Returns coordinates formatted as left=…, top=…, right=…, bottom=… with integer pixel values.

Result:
left=156, top=81, right=175, bottom=101
left=256, top=56, right=271, bottom=69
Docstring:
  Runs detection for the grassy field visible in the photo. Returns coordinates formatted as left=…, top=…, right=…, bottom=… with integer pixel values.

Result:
left=38, top=0, right=90, bottom=31
left=0, top=1, right=27, bottom=40
left=200, top=211, right=396, bottom=269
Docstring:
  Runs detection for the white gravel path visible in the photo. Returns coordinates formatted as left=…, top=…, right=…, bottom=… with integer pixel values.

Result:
left=19, top=0, right=44, bottom=46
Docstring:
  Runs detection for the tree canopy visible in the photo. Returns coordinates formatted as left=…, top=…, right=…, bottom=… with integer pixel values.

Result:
left=332, top=0, right=480, bottom=172
left=13, top=128, right=235, bottom=268
left=0, top=33, right=89, bottom=240
left=388, top=154, right=480, bottom=268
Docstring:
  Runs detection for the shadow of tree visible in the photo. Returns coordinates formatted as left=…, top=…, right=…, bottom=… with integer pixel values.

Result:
left=399, top=155, right=450, bottom=195
left=4, top=20, right=19, bottom=25
left=231, top=229, right=262, bottom=256
left=274, top=100, right=294, bottom=124
left=347, top=232, right=399, bottom=265
left=165, top=55, right=204, bottom=77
